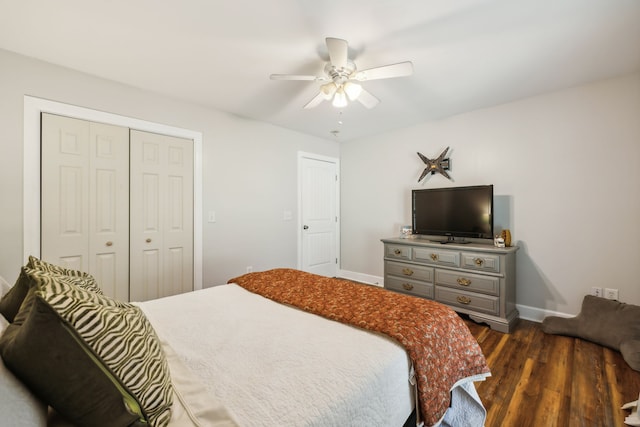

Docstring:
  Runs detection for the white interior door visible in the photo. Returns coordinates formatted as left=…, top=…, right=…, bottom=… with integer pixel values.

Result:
left=88, top=121, right=130, bottom=300
left=299, top=154, right=339, bottom=277
left=41, top=114, right=130, bottom=300
left=129, top=130, right=194, bottom=301
left=41, top=114, right=90, bottom=271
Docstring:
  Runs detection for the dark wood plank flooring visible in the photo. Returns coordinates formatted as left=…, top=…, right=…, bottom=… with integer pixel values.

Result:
left=464, top=317, right=640, bottom=427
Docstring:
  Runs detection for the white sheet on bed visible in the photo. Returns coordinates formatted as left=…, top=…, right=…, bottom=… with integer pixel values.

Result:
left=137, top=284, right=487, bottom=427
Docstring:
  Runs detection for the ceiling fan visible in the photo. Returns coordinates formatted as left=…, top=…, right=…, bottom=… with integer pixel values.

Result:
left=270, top=37, right=413, bottom=109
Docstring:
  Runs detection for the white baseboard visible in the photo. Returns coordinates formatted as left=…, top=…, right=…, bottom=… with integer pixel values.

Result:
left=338, top=270, right=575, bottom=322
left=516, top=304, right=573, bottom=323
left=337, top=269, right=384, bottom=287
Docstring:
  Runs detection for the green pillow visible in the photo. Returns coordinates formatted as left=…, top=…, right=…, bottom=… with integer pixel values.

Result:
left=0, top=268, right=32, bottom=322
left=0, top=256, right=102, bottom=322
left=0, top=269, right=173, bottom=426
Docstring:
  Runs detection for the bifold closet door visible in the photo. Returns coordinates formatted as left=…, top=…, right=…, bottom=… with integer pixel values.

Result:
left=41, top=113, right=130, bottom=300
left=129, top=130, right=194, bottom=302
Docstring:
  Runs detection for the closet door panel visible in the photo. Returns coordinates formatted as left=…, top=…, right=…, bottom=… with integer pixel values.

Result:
left=41, top=114, right=129, bottom=299
left=89, top=122, right=130, bottom=300
left=41, top=114, right=90, bottom=272
left=165, top=139, right=193, bottom=296
left=130, top=130, right=193, bottom=301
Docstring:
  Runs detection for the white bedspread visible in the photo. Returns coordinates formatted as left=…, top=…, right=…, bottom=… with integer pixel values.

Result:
left=138, top=284, right=414, bottom=426
left=138, top=284, right=487, bottom=427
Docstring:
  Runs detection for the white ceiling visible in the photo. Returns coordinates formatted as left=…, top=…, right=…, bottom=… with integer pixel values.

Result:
left=1, top=0, right=639, bottom=141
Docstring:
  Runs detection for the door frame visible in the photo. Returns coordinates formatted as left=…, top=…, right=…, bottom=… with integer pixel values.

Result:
left=23, top=95, right=204, bottom=290
left=296, top=151, right=340, bottom=275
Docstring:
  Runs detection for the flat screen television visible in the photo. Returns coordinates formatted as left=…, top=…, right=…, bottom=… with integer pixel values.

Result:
left=412, top=185, right=493, bottom=242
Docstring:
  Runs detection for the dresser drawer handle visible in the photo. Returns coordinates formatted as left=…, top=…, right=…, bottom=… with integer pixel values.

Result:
left=457, top=296, right=472, bottom=305
left=402, top=268, right=414, bottom=276
left=394, top=249, right=402, bottom=255
left=474, top=258, right=484, bottom=267
left=430, top=253, right=438, bottom=261
left=457, top=277, right=471, bottom=286
left=402, top=283, right=414, bottom=291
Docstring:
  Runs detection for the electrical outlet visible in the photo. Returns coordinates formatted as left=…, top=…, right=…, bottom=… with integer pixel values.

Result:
left=605, top=288, right=619, bottom=300
left=591, top=287, right=603, bottom=298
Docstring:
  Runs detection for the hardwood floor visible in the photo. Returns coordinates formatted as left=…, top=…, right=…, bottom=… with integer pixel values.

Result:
left=463, top=317, right=640, bottom=427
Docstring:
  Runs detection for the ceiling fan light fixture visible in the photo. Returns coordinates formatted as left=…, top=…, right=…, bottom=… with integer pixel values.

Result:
left=320, top=82, right=337, bottom=100
left=271, top=37, right=413, bottom=110
left=343, top=81, right=362, bottom=101
left=332, top=87, right=348, bottom=108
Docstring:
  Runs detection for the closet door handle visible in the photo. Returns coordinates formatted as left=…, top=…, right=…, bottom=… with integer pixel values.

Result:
left=146, top=238, right=152, bottom=243
left=105, top=241, right=113, bottom=247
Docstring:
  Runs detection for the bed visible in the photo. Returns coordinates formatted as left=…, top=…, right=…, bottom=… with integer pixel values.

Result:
left=0, top=260, right=490, bottom=427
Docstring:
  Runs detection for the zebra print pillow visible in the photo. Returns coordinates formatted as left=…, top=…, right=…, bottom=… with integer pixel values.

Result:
left=27, top=256, right=103, bottom=294
left=0, top=269, right=173, bottom=427
left=0, top=257, right=102, bottom=323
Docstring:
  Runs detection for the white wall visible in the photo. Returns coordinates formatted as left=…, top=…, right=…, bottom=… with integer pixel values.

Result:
left=340, top=72, right=640, bottom=318
left=0, top=49, right=339, bottom=287
left=3, top=48, right=638, bottom=320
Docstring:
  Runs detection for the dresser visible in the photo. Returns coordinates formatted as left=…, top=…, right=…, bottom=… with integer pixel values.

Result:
left=381, top=237, right=519, bottom=333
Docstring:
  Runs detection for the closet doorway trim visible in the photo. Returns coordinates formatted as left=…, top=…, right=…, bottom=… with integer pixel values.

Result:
left=23, top=95, right=203, bottom=291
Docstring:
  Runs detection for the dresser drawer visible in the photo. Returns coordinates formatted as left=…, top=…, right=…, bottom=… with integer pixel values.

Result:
left=461, top=252, right=500, bottom=273
left=435, top=287, right=499, bottom=316
left=413, top=247, right=460, bottom=267
left=385, top=244, right=411, bottom=261
left=435, top=269, right=499, bottom=296
left=385, top=276, right=434, bottom=299
left=385, top=260, right=433, bottom=282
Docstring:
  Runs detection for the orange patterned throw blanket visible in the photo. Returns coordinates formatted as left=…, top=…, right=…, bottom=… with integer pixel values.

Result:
left=229, top=268, right=490, bottom=426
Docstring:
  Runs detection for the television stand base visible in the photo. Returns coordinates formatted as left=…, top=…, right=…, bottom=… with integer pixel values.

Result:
left=439, top=237, right=471, bottom=244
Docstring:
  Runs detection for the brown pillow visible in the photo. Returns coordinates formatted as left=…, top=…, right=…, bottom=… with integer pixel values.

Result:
left=542, top=295, right=640, bottom=371
left=0, top=268, right=33, bottom=322
left=0, top=269, right=173, bottom=426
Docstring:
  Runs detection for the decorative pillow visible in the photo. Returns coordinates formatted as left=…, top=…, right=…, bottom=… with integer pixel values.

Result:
left=542, top=295, right=640, bottom=371
left=0, top=269, right=173, bottom=426
left=0, top=268, right=32, bottom=322
left=0, top=257, right=102, bottom=323
left=620, top=340, right=640, bottom=372
left=0, top=276, right=10, bottom=297
left=0, top=315, right=48, bottom=427
left=26, top=256, right=103, bottom=294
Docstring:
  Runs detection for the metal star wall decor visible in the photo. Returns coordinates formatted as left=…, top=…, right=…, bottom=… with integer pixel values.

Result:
left=417, top=147, right=452, bottom=182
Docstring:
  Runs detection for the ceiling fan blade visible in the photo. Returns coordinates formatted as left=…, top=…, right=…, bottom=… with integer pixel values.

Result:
left=353, top=61, right=414, bottom=81
left=356, top=88, right=380, bottom=109
left=270, top=74, right=320, bottom=81
left=303, top=92, right=326, bottom=109
left=326, top=37, right=348, bottom=69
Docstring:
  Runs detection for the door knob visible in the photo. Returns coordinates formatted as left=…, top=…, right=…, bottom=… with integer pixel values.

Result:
left=105, top=241, right=113, bottom=247
left=146, top=238, right=152, bottom=243
left=303, top=225, right=309, bottom=230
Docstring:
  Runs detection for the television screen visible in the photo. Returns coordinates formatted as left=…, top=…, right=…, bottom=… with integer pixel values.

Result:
left=412, top=185, right=493, bottom=240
